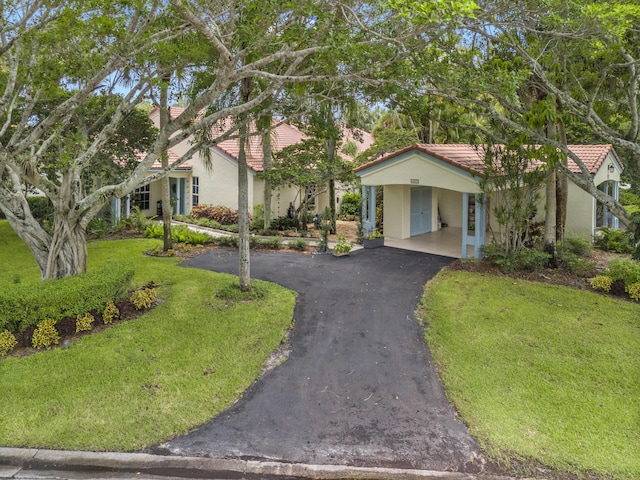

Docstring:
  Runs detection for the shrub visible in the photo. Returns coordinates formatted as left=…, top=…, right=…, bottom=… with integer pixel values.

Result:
left=594, top=227, right=634, bottom=254
left=75, top=313, right=95, bottom=333
left=32, top=319, right=60, bottom=349
left=333, top=235, right=352, bottom=255
left=606, top=258, right=640, bottom=286
left=214, top=236, right=239, bottom=248
left=130, top=288, right=157, bottom=310
left=482, top=243, right=551, bottom=273
left=191, top=204, right=243, bottom=225
left=0, top=330, right=18, bottom=356
left=590, top=275, right=613, bottom=292
left=340, top=192, right=362, bottom=217
left=259, top=236, right=283, bottom=249
left=251, top=204, right=265, bottom=230
left=558, top=236, right=593, bottom=257
left=270, top=216, right=297, bottom=231
left=0, top=263, right=134, bottom=335
left=288, top=238, right=308, bottom=251
left=172, top=226, right=212, bottom=245
left=626, top=282, right=640, bottom=301
left=103, top=301, right=120, bottom=324
left=86, top=216, right=111, bottom=239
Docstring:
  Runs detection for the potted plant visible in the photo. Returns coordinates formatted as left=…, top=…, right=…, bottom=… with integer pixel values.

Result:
left=363, top=230, right=384, bottom=249
left=332, top=235, right=352, bottom=256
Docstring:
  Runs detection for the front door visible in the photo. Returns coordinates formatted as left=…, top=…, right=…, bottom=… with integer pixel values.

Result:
left=410, top=186, right=432, bottom=236
left=170, top=178, right=187, bottom=215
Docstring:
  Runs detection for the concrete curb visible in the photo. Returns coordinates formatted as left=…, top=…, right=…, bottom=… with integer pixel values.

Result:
left=0, top=448, right=520, bottom=480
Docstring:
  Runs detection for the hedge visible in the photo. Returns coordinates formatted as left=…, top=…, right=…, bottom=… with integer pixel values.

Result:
left=0, top=263, right=134, bottom=334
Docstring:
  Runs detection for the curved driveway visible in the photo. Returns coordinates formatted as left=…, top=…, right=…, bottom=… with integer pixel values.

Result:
left=156, top=247, right=489, bottom=473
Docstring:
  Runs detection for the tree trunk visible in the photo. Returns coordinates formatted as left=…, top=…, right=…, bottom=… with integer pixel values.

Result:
left=555, top=117, right=568, bottom=242
left=238, top=77, right=252, bottom=292
left=160, top=75, right=173, bottom=251
left=326, top=136, right=337, bottom=234
left=262, top=117, right=273, bottom=231
left=44, top=214, right=88, bottom=279
left=544, top=166, right=557, bottom=267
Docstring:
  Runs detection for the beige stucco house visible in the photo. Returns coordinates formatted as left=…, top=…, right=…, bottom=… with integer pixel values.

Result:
left=355, top=144, right=623, bottom=258
left=113, top=108, right=373, bottom=222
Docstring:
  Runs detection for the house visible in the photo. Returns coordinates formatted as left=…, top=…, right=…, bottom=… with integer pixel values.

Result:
left=355, top=143, right=623, bottom=258
left=115, top=108, right=373, bottom=223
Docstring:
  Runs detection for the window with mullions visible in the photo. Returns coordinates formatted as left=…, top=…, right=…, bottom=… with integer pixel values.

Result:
left=192, top=177, right=199, bottom=206
left=133, top=184, right=150, bottom=210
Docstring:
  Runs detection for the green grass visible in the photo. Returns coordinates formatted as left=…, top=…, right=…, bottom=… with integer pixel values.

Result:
left=422, top=270, right=640, bottom=479
left=0, top=221, right=296, bottom=451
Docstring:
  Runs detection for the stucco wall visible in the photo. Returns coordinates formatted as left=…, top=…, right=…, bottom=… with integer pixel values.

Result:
left=566, top=182, right=595, bottom=239
left=383, top=185, right=410, bottom=238
left=437, top=190, right=463, bottom=228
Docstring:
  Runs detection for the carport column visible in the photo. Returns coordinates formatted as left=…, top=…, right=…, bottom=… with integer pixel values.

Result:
left=612, top=181, right=620, bottom=229
left=111, top=198, right=121, bottom=224
left=361, top=185, right=376, bottom=236
left=474, top=195, right=487, bottom=258
left=461, top=193, right=487, bottom=259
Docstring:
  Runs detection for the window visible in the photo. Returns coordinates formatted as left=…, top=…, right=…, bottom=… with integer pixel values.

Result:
left=192, top=177, right=199, bottom=206
left=305, top=186, right=317, bottom=207
left=133, top=184, right=150, bottom=210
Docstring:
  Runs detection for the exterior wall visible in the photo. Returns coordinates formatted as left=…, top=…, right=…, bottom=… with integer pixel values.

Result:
left=437, top=189, right=463, bottom=228
left=383, top=185, right=411, bottom=239
left=359, top=152, right=482, bottom=193
left=566, top=182, right=595, bottom=239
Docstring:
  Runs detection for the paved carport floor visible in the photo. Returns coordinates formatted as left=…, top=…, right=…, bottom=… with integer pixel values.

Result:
left=154, top=247, right=489, bottom=473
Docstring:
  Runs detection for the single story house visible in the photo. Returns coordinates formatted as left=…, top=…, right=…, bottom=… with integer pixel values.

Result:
left=355, top=143, right=623, bottom=258
left=113, top=108, right=373, bottom=222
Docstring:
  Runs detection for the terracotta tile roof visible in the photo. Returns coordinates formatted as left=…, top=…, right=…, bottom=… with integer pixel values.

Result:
left=137, top=150, right=192, bottom=170
left=355, top=143, right=621, bottom=175
left=215, top=121, right=375, bottom=172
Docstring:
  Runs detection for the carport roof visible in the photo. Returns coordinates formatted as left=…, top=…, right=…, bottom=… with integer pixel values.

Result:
left=355, top=143, right=621, bottom=176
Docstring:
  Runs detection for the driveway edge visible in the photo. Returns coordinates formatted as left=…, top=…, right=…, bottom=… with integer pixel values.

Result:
left=0, top=448, right=520, bottom=480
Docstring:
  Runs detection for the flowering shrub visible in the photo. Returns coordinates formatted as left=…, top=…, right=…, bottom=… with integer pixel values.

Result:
left=103, top=301, right=120, bottom=324
left=191, top=205, right=245, bottom=225
left=75, top=313, right=95, bottom=333
left=130, top=288, right=157, bottom=310
left=0, top=330, right=18, bottom=356
left=32, top=319, right=60, bottom=349
left=626, top=282, right=640, bottom=301
left=590, top=275, right=613, bottom=292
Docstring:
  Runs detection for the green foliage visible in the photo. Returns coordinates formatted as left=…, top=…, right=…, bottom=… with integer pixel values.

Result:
left=0, top=331, right=18, bottom=356
left=259, top=236, right=283, bottom=249
left=145, top=224, right=212, bottom=245
left=216, top=282, right=267, bottom=303
left=0, top=263, right=133, bottom=335
left=75, top=313, right=95, bottom=333
left=594, top=227, right=634, bottom=254
left=288, top=238, right=309, bottom=251
left=27, top=197, right=54, bottom=222
left=175, top=215, right=223, bottom=230
left=102, top=301, right=119, bottom=325
left=556, top=237, right=596, bottom=276
left=31, top=319, right=60, bottom=349
left=366, top=230, right=384, bottom=239
left=213, top=236, right=239, bottom=248
left=191, top=205, right=242, bottom=225
left=590, top=275, right=613, bottom=292
left=479, top=143, right=546, bottom=254
left=251, top=204, right=265, bottom=230
left=619, top=190, right=640, bottom=206
left=482, top=243, right=551, bottom=273
left=86, top=217, right=111, bottom=239
left=270, top=216, right=297, bottom=231
left=333, top=235, right=352, bottom=254
left=626, top=282, right=640, bottom=301
left=339, top=192, right=362, bottom=217
left=129, top=288, right=157, bottom=311
left=606, top=258, right=640, bottom=286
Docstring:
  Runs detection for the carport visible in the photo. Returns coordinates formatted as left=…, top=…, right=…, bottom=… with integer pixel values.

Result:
left=355, top=144, right=488, bottom=259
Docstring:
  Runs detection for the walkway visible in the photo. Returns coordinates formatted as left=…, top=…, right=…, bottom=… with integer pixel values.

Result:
left=154, top=247, right=492, bottom=473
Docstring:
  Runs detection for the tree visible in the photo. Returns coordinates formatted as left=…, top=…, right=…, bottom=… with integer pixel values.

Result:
left=411, top=0, right=640, bottom=228
left=0, top=0, right=476, bottom=281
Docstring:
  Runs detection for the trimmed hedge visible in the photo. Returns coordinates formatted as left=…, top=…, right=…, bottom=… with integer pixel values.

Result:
left=0, top=263, right=134, bottom=334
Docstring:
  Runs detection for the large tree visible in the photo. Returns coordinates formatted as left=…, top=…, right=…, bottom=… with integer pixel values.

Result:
left=408, top=0, right=640, bottom=227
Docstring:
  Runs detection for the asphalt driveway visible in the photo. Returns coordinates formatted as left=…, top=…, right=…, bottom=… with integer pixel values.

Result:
left=155, top=247, right=489, bottom=473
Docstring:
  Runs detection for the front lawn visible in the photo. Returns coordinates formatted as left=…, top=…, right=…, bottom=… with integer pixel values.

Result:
left=422, top=270, right=640, bottom=479
left=0, top=221, right=296, bottom=451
